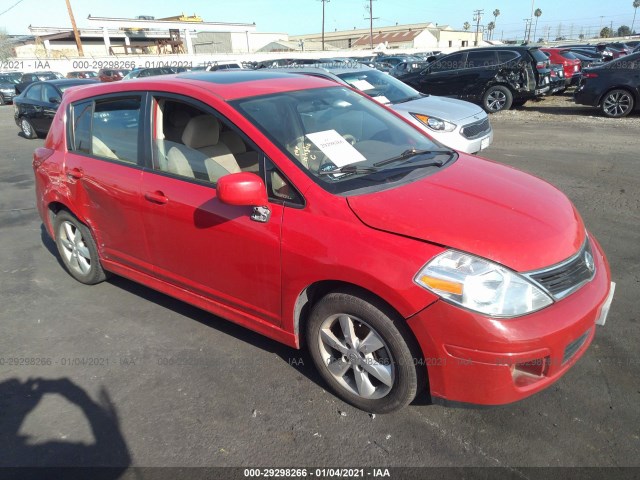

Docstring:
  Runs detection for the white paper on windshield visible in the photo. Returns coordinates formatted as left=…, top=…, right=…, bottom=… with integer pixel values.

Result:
left=305, top=130, right=366, bottom=167
left=372, top=95, right=390, bottom=104
left=349, top=79, right=375, bottom=91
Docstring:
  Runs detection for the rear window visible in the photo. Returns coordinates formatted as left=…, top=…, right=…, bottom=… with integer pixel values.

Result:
left=497, top=51, right=520, bottom=63
left=529, top=49, right=550, bottom=63
left=559, top=50, right=578, bottom=60
left=467, top=51, right=498, bottom=67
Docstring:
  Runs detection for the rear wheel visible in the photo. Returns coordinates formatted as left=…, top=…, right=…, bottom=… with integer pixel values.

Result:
left=20, top=118, right=37, bottom=139
left=482, top=85, right=513, bottom=113
left=601, top=89, right=634, bottom=118
left=54, top=210, right=108, bottom=285
left=306, top=291, right=424, bottom=413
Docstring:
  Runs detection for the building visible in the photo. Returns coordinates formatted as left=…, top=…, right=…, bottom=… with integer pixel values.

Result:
left=290, top=22, right=480, bottom=51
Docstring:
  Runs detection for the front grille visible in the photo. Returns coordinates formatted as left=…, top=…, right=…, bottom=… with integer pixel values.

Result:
left=528, top=239, right=596, bottom=299
left=460, top=117, right=491, bottom=139
left=563, top=329, right=591, bottom=364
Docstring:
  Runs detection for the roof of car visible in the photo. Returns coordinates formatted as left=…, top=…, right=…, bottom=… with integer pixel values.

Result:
left=60, top=70, right=337, bottom=103
left=41, top=79, right=100, bottom=87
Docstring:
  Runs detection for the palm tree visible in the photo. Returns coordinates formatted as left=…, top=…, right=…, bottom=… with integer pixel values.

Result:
left=633, top=0, right=640, bottom=34
left=533, top=8, right=542, bottom=43
left=487, top=21, right=495, bottom=41
left=463, top=21, right=471, bottom=31
left=492, top=9, right=501, bottom=39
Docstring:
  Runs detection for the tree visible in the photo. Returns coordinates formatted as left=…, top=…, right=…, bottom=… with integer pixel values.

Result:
left=617, top=25, right=631, bottom=36
left=492, top=9, right=501, bottom=39
left=487, top=21, right=495, bottom=40
left=463, top=21, right=471, bottom=31
left=0, top=31, right=14, bottom=61
left=533, top=9, right=542, bottom=43
left=633, top=0, right=640, bottom=34
left=600, top=27, right=612, bottom=38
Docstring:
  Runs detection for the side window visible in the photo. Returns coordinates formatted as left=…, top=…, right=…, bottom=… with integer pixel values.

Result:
left=26, top=84, right=43, bottom=101
left=265, top=158, right=303, bottom=205
left=498, top=51, right=520, bottom=64
left=71, top=101, right=92, bottom=154
left=430, top=53, right=465, bottom=72
left=92, top=98, right=141, bottom=163
left=467, top=51, right=498, bottom=68
left=151, top=97, right=261, bottom=185
left=42, top=84, right=60, bottom=103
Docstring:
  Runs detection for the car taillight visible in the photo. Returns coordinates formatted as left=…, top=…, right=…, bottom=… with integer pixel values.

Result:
left=536, top=61, right=547, bottom=69
left=583, top=72, right=598, bottom=79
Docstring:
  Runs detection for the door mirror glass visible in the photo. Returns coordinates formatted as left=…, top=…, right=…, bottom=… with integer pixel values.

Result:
left=217, top=172, right=268, bottom=206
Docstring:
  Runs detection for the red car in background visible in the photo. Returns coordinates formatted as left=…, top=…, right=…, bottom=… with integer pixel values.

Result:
left=541, top=48, right=582, bottom=86
left=32, top=72, right=614, bottom=412
left=97, top=69, right=131, bottom=82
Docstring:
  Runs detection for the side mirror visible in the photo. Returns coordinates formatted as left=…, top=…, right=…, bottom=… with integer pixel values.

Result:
left=217, top=172, right=268, bottom=207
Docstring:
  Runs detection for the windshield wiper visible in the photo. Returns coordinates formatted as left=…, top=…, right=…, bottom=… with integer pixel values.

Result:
left=317, top=164, right=379, bottom=175
left=392, top=95, right=423, bottom=104
left=374, top=148, right=440, bottom=167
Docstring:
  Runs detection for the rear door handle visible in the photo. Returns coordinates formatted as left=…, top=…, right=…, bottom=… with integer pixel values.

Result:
left=144, top=191, right=169, bottom=205
left=66, top=168, right=83, bottom=179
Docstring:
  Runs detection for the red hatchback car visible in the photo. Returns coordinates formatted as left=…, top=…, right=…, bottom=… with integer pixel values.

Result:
left=541, top=48, right=583, bottom=86
left=33, top=72, right=614, bottom=413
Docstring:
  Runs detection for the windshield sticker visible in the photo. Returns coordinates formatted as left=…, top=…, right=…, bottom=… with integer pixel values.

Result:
left=349, top=79, right=375, bottom=91
left=305, top=130, right=366, bottom=168
left=372, top=95, right=391, bottom=105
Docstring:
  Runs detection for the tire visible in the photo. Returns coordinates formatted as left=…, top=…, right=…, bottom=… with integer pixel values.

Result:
left=306, top=291, right=424, bottom=413
left=54, top=210, right=108, bottom=285
left=601, top=89, right=635, bottom=118
left=482, top=85, right=513, bottom=113
left=20, top=118, right=37, bottom=139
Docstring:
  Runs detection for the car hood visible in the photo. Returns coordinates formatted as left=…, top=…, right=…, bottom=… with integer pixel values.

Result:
left=346, top=155, right=586, bottom=272
left=390, top=95, right=485, bottom=123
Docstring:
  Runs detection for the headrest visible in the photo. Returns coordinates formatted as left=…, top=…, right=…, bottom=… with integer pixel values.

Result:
left=219, top=131, right=247, bottom=154
left=182, top=115, right=220, bottom=149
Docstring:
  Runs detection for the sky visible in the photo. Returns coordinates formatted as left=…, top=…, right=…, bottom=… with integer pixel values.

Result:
left=0, top=0, right=638, bottom=41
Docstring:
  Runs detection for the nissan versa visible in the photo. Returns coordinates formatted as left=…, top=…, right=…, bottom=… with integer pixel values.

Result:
left=33, top=72, right=614, bottom=413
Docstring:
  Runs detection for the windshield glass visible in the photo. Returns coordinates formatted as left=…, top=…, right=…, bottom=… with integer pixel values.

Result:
left=0, top=75, right=18, bottom=84
left=336, top=69, right=421, bottom=104
left=232, top=86, right=453, bottom=194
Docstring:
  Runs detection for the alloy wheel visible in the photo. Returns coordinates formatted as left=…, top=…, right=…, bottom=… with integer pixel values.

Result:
left=486, top=90, right=507, bottom=111
left=603, top=91, right=632, bottom=117
left=58, top=220, right=92, bottom=276
left=21, top=119, right=33, bottom=137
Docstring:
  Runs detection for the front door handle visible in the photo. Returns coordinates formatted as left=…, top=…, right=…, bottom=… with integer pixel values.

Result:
left=144, top=191, right=169, bottom=205
left=66, top=168, right=83, bottom=179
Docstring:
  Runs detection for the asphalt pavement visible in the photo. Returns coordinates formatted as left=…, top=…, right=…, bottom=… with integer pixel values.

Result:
left=0, top=101, right=639, bottom=471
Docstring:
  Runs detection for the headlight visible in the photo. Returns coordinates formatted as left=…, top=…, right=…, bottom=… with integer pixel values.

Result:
left=411, top=113, right=456, bottom=132
left=414, top=250, right=553, bottom=317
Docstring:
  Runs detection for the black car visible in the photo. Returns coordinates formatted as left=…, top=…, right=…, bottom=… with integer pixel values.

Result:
left=15, top=71, right=64, bottom=94
left=14, top=79, right=98, bottom=138
left=574, top=52, right=640, bottom=118
left=389, top=59, right=430, bottom=79
left=0, top=74, right=19, bottom=105
left=401, top=46, right=552, bottom=113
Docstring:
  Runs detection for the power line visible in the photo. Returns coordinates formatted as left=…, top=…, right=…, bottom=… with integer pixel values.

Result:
left=0, top=0, right=26, bottom=17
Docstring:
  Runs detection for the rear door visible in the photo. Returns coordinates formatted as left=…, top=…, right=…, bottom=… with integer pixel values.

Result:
left=414, top=52, right=466, bottom=96
left=21, top=84, right=46, bottom=130
left=458, top=50, right=499, bottom=100
left=64, top=94, right=151, bottom=273
left=41, top=83, right=61, bottom=131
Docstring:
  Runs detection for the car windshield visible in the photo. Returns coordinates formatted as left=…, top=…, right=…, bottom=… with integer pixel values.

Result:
left=38, top=73, right=59, bottom=81
left=232, top=86, right=453, bottom=194
left=336, top=69, right=422, bottom=105
left=0, top=75, right=18, bottom=84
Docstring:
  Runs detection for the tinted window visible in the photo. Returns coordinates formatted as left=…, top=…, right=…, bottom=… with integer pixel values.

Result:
left=498, top=51, right=520, bottom=63
left=467, top=51, right=498, bottom=68
left=559, top=50, right=578, bottom=60
left=92, top=98, right=141, bottom=163
left=42, top=84, right=60, bottom=103
left=25, top=84, right=43, bottom=100
left=430, top=53, right=465, bottom=72
left=72, top=101, right=92, bottom=154
left=529, top=49, right=549, bottom=63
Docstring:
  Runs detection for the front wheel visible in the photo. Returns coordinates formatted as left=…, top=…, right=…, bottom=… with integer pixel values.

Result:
left=482, top=85, right=513, bottom=113
left=20, top=118, right=37, bottom=139
left=306, top=291, right=424, bottom=413
left=601, top=89, right=634, bottom=118
left=54, top=210, right=108, bottom=285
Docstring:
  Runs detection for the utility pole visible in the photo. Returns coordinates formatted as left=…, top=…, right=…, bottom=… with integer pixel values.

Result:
left=65, top=0, right=84, bottom=57
left=523, top=18, right=531, bottom=43
left=365, top=0, right=378, bottom=50
left=318, top=0, right=330, bottom=51
left=473, top=9, right=483, bottom=46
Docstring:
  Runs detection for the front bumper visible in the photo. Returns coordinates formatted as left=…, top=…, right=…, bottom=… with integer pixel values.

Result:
left=415, top=117, right=493, bottom=155
left=407, top=235, right=612, bottom=406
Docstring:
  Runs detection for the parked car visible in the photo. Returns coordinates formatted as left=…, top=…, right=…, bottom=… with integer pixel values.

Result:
left=373, top=55, right=422, bottom=73
left=401, top=46, right=552, bottom=112
left=541, top=48, right=582, bottom=86
left=271, top=64, right=493, bottom=153
left=14, top=79, right=98, bottom=138
left=98, top=69, right=131, bottom=82
left=66, top=70, right=98, bottom=79
left=389, top=60, right=430, bottom=79
left=33, top=71, right=613, bottom=413
left=0, top=73, right=19, bottom=105
left=548, top=63, right=567, bottom=94
left=574, top=52, right=640, bottom=118
left=15, top=71, right=64, bottom=94
left=122, top=67, right=175, bottom=80
left=569, top=51, right=602, bottom=69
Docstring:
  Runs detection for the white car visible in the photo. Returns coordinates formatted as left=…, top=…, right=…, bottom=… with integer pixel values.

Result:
left=274, top=64, right=493, bottom=154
